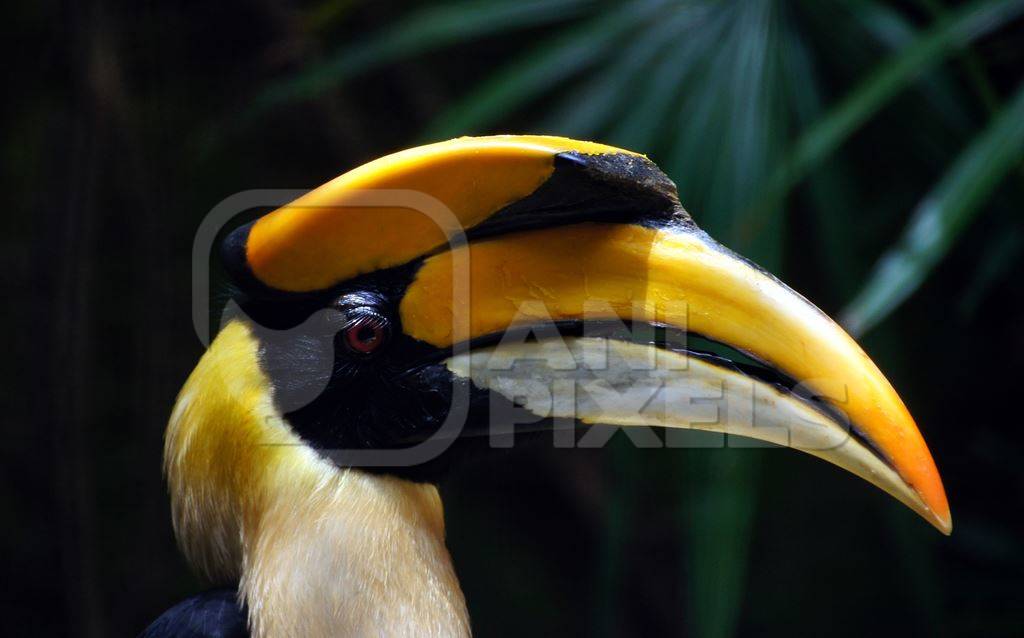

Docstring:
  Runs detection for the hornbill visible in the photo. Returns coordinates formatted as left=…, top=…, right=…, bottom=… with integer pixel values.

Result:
left=143, top=136, right=950, bottom=637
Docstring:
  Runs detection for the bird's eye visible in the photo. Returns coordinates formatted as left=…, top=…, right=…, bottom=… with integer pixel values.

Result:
left=343, top=312, right=390, bottom=355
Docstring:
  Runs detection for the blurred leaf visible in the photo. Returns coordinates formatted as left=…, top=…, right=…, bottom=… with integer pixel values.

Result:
left=887, top=506, right=947, bottom=637
left=250, top=0, right=593, bottom=116
left=684, top=451, right=759, bottom=638
left=666, top=0, right=787, bottom=258
left=841, top=80, right=1024, bottom=336
left=423, top=1, right=660, bottom=140
left=607, top=6, right=730, bottom=151
left=595, top=437, right=639, bottom=638
left=851, top=0, right=973, bottom=132
left=957, top=227, right=1022, bottom=318
left=301, top=0, right=364, bottom=33
left=790, top=0, right=1023, bottom=174
left=781, top=16, right=862, bottom=300
left=747, top=0, right=1024, bottom=240
left=538, top=6, right=710, bottom=137
left=914, top=0, right=1004, bottom=115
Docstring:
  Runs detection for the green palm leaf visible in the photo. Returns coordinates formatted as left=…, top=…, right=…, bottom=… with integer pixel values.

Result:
left=781, top=17, right=862, bottom=299
left=851, top=0, right=973, bottom=132
left=422, top=0, right=663, bottom=140
left=250, top=0, right=593, bottom=116
left=538, top=6, right=709, bottom=137
left=745, top=0, right=1024, bottom=242
left=607, top=7, right=730, bottom=151
left=842, top=79, right=1024, bottom=336
left=790, top=0, right=1023, bottom=182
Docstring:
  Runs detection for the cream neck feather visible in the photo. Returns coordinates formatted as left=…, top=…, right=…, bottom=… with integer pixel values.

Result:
left=242, top=463, right=470, bottom=638
left=165, top=320, right=470, bottom=637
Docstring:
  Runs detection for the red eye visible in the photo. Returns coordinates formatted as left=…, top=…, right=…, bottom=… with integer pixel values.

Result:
left=344, top=315, right=388, bottom=354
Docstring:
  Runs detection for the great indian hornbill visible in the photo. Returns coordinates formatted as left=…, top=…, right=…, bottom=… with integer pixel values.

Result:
left=143, top=136, right=949, bottom=638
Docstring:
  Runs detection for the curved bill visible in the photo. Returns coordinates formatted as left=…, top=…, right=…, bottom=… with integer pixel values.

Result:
left=400, top=223, right=951, bottom=533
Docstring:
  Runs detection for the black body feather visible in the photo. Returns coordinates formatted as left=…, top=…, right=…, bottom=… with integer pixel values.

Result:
left=139, top=589, right=247, bottom=638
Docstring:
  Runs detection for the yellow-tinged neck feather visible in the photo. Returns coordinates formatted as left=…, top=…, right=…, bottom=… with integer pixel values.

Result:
left=165, top=320, right=470, bottom=637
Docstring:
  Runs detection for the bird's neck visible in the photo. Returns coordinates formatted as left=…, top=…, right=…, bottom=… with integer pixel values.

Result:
left=242, top=467, right=470, bottom=638
left=166, top=322, right=469, bottom=636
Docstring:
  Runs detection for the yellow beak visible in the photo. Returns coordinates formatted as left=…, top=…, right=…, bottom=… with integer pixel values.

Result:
left=401, top=223, right=951, bottom=533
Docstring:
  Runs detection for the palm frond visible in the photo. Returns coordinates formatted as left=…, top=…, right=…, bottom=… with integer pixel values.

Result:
left=842, top=80, right=1024, bottom=336
left=538, top=6, right=710, bottom=137
left=423, top=0, right=663, bottom=140
left=250, top=0, right=594, bottom=116
left=755, top=0, right=1024, bottom=228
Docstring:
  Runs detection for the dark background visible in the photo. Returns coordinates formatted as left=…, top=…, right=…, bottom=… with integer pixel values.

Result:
left=6, top=1, right=1024, bottom=636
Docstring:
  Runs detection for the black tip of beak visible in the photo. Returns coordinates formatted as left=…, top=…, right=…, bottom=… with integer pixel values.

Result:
left=553, top=151, right=682, bottom=213
left=465, top=151, right=694, bottom=243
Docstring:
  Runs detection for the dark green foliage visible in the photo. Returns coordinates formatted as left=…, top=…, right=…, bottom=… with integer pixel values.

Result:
left=8, top=1, right=1023, bottom=636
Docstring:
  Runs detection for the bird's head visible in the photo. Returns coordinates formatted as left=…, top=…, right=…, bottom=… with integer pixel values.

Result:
left=166, top=135, right=949, bottom=586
